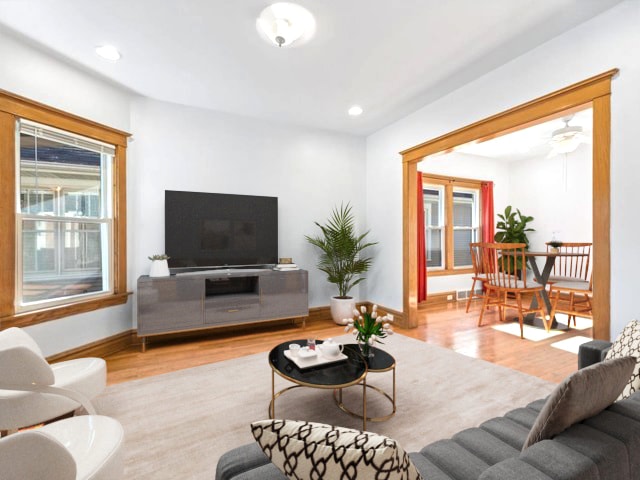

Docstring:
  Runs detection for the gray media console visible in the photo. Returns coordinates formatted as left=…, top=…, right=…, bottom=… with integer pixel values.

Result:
left=137, top=269, right=309, bottom=351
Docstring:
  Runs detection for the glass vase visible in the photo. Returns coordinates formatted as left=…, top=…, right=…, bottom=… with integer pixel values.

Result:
left=358, top=338, right=374, bottom=358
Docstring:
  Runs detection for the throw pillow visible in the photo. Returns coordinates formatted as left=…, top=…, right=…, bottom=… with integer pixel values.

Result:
left=251, top=419, right=422, bottom=480
left=605, top=319, right=640, bottom=399
left=523, top=356, right=636, bottom=450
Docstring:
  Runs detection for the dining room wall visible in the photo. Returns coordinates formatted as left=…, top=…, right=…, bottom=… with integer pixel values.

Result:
left=507, top=143, right=592, bottom=253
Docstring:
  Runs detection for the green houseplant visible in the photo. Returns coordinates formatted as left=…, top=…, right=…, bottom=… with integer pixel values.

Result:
left=494, top=206, right=534, bottom=275
left=306, top=203, right=377, bottom=324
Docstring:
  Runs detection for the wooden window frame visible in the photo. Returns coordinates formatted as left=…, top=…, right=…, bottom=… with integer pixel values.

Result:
left=400, top=70, right=616, bottom=340
left=422, top=173, right=482, bottom=276
left=0, top=90, right=131, bottom=328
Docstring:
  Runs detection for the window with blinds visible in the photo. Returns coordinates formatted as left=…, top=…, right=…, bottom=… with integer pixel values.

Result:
left=16, top=120, right=115, bottom=310
left=423, top=174, right=482, bottom=274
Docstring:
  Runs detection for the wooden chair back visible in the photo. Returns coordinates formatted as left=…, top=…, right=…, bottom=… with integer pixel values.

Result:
left=480, top=242, right=528, bottom=290
left=546, top=242, right=591, bottom=281
left=469, top=242, right=483, bottom=276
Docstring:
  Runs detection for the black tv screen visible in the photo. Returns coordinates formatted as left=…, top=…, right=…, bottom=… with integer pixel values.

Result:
left=165, top=191, right=278, bottom=269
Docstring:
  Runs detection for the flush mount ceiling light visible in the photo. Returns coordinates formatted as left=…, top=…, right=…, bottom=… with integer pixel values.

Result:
left=348, top=105, right=363, bottom=116
left=257, top=3, right=316, bottom=48
left=548, top=115, right=588, bottom=156
left=95, top=45, right=121, bottom=61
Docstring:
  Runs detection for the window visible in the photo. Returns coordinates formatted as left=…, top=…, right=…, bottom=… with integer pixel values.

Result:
left=17, top=121, right=113, bottom=309
left=423, top=174, right=481, bottom=275
left=0, top=90, right=130, bottom=327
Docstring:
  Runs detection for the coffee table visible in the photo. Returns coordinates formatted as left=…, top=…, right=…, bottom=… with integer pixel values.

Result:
left=269, top=340, right=369, bottom=430
left=334, top=344, right=396, bottom=422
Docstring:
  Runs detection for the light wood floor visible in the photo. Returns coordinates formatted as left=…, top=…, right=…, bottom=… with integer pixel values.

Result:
left=104, top=300, right=589, bottom=385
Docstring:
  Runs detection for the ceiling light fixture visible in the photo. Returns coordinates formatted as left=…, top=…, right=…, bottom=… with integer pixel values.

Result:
left=257, top=3, right=315, bottom=48
left=95, top=45, right=121, bottom=62
left=348, top=105, right=363, bottom=116
left=549, top=116, right=587, bottom=156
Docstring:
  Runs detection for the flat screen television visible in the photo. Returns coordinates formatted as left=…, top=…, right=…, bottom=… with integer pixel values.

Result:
left=165, top=190, right=278, bottom=270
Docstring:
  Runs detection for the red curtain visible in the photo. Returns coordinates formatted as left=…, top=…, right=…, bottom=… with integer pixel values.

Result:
left=417, top=172, right=427, bottom=302
left=481, top=182, right=495, bottom=243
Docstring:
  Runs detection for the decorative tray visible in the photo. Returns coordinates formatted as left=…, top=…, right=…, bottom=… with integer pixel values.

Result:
left=284, top=349, right=348, bottom=370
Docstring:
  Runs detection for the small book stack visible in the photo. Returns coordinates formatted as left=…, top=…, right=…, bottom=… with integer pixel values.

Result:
left=274, top=258, right=299, bottom=271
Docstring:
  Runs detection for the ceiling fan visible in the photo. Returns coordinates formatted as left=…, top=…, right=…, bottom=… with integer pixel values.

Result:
left=548, top=115, right=589, bottom=157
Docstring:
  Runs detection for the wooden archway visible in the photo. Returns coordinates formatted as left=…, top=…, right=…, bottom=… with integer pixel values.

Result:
left=401, top=69, right=617, bottom=340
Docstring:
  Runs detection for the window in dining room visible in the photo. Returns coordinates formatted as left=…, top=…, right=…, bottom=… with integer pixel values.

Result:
left=423, top=174, right=482, bottom=275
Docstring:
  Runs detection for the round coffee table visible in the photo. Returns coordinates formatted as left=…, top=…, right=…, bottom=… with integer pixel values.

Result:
left=269, top=340, right=369, bottom=429
left=333, top=344, right=396, bottom=422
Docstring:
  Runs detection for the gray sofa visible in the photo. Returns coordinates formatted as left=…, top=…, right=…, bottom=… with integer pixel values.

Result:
left=217, top=340, right=640, bottom=480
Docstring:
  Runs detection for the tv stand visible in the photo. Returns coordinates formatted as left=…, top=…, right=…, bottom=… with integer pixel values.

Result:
left=137, top=269, right=308, bottom=351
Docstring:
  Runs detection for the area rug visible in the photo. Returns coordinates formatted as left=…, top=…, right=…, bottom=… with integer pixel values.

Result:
left=95, top=334, right=556, bottom=479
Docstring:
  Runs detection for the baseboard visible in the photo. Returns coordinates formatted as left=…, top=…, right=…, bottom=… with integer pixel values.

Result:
left=419, top=291, right=456, bottom=309
left=46, top=329, right=136, bottom=362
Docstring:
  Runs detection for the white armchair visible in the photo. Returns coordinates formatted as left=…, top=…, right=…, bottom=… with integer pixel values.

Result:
left=0, top=415, right=124, bottom=480
left=0, top=327, right=106, bottom=431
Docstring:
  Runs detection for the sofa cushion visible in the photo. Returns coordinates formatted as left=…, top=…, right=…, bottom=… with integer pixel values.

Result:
left=251, top=419, right=422, bottom=480
left=605, top=319, right=640, bottom=399
left=478, top=458, right=554, bottom=480
left=520, top=440, right=599, bottom=480
left=523, top=356, right=636, bottom=449
left=216, top=442, right=280, bottom=480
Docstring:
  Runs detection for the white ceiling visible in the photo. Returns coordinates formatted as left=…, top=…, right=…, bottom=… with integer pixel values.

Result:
left=0, top=0, right=623, bottom=135
left=455, top=108, right=593, bottom=162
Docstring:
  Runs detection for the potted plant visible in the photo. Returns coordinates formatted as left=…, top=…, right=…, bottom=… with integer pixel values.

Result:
left=548, top=240, right=563, bottom=253
left=148, top=254, right=170, bottom=277
left=494, top=206, right=534, bottom=275
left=306, top=203, right=377, bottom=324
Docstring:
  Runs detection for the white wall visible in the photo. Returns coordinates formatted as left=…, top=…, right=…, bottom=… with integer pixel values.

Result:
left=128, top=98, right=366, bottom=314
left=508, top=144, right=592, bottom=253
left=365, top=0, right=640, bottom=338
left=0, top=27, right=135, bottom=356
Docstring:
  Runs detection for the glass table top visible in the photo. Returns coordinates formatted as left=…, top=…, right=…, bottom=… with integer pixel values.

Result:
left=269, top=340, right=367, bottom=388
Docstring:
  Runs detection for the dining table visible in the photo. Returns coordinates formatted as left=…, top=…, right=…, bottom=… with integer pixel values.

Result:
left=518, top=250, right=588, bottom=330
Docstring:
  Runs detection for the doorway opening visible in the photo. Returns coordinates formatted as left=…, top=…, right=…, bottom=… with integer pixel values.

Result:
left=401, top=70, right=616, bottom=340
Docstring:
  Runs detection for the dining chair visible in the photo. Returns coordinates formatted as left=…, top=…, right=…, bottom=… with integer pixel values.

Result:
left=477, top=243, right=555, bottom=339
left=0, top=327, right=106, bottom=434
left=549, top=274, right=593, bottom=326
left=465, top=242, right=487, bottom=313
left=545, top=242, right=592, bottom=282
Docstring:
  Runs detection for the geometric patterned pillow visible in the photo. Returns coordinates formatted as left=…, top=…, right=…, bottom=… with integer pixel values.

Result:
left=605, top=319, right=640, bottom=399
left=251, top=419, right=422, bottom=480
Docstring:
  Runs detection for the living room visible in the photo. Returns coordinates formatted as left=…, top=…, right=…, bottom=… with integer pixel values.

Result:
left=1, top=1, right=640, bottom=479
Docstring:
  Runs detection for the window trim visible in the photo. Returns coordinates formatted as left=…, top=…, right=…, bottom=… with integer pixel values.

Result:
left=422, top=173, right=483, bottom=276
left=0, top=89, right=131, bottom=328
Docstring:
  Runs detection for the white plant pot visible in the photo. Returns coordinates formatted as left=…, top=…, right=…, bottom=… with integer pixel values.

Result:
left=149, top=259, right=170, bottom=277
left=330, top=296, right=356, bottom=325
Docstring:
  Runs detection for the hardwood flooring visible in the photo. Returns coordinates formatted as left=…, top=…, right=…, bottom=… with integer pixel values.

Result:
left=104, top=300, right=589, bottom=386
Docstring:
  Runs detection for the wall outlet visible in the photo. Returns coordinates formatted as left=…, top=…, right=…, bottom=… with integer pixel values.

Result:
left=446, top=294, right=453, bottom=301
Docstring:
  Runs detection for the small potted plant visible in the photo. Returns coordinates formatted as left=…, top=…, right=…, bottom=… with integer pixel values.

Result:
left=548, top=240, right=563, bottom=253
left=148, top=254, right=170, bottom=277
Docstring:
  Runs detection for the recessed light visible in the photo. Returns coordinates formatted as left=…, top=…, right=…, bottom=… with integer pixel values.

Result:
left=95, top=45, right=121, bottom=61
left=348, top=105, right=363, bottom=117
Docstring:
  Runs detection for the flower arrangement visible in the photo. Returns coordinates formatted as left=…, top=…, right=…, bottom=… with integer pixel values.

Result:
left=344, top=304, right=394, bottom=357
